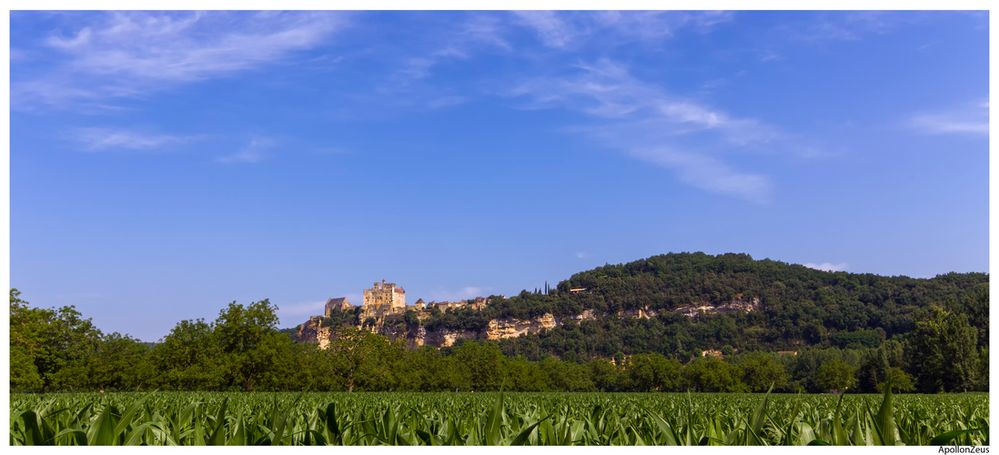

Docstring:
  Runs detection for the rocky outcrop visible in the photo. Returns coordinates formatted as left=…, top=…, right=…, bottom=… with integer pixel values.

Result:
left=568, top=309, right=596, bottom=322
left=675, top=296, right=760, bottom=318
left=296, top=313, right=559, bottom=348
left=408, top=326, right=425, bottom=348
left=617, top=307, right=658, bottom=319
left=295, top=316, right=335, bottom=349
left=486, top=313, right=556, bottom=340
left=316, top=326, right=332, bottom=349
left=296, top=316, right=323, bottom=344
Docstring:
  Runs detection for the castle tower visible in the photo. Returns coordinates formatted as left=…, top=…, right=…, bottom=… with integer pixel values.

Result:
left=361, top=279, right=406, bottom=320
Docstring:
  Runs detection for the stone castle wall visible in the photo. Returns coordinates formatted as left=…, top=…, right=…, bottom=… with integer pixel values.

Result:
left=361, top=280, right=406, bottom=320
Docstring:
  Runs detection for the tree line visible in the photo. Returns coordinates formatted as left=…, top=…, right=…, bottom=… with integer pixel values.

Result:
left=10, top=288, right=986, bottom=394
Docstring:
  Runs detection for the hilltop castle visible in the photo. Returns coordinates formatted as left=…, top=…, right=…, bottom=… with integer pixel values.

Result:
left=321, top=280, right=497, bottom=325
left=299, top=278, right=552, bottom=349
left=359, top=280, right=406, bottom=321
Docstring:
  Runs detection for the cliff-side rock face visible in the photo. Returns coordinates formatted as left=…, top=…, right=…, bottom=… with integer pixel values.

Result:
left=296, top=316, right=323, bottom=344
left=486, top=313, right=557, bottom=340
left=617, top=307, right=658, bottom=319
left=294, top=313, right=559, bottom=348
left=316, top=326, right=332, bottom=350
left=407, top=326, right=427, bottom=349
left=568, top=309, right=596, bottom=322
left=674, top=296, right=760, bottom=318
left=294, top=297, right=761, bottom=348
left=295, top=317, right=335, bottom=349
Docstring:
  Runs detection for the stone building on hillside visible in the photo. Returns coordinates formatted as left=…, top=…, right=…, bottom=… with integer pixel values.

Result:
left=361, top=280, right=406, bottom=320
left=470, top=297, right=489, bottom=310
left=429, top=297, right=491, bottom=313
left=324, top=297, right=353, bottom=317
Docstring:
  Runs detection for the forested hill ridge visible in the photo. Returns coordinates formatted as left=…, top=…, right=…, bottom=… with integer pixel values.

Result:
left=297, top=252, right=989, bottom=361
left=10, top=252, right=988, bottom=393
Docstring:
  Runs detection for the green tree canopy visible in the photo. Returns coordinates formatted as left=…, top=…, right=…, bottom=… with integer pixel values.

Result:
left=815, top=359, right=858, bottom=392
left=682, top=357, right=745, bottom=392
left=904, top=306, right=980, bottom=392
left=735, top=352, right=788, bottom=392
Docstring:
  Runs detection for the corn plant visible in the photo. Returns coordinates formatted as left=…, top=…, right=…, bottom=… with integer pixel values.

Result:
left=10, top=389, right=988, bottom=446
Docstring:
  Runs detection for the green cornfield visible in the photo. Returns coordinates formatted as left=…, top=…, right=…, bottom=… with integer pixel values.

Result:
left=10, top=391, right=988, bottom=446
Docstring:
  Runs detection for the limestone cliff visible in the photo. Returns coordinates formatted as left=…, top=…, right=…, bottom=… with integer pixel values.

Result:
left=419, top=314, right=558, bottom=346
left=295, top=316, right=335, bottom=349
left=294, top=312, right=562, bottom=348
left=293, top=297, right=761, bottom=349
left=673, top=296, right=760, bottom=318
left=486, top=314, right=556, bottom=340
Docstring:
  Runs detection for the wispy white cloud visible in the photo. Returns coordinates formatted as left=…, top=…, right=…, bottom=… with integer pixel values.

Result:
left=509, top=59, right=778, bottom=203
left=364, top=13, right=513, bottom=112
left=778, top=12, right=901, bottom=43
left=908, top=101, right=989, bottom=136
left=460, top=14, right=513, bottom=51
left=595, top=11, right=734, bottom=40
left=351, top=12, right=735, bottom=114
left=757, top=49, right=782, bottom=63
left=628, top=147, right=773, bottom=203
left=910, top=116, right=988, bottom=135
left=513, top=11, right=734, bottom=49
left=73, top=127, right=194, bottom=151
left=512, top=11, right=575, bottom=48
left=399, top=47, right=467, bottom=81
left=386, top=13, right=510, bottom=92
left=217, top=137, right=276, bottom=164
left=47, top=26, right=93, bottom=49
left=513, top=60, right=777, bottom=141
left=15, top=11, right=347, bottom=110
left=804, top=262, right=849, bottom=272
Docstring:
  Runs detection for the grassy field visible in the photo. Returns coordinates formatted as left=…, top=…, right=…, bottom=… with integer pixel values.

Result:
left=10, top=391, right=988, bottom=445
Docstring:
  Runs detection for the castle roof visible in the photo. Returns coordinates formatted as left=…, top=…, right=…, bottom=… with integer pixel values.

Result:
left=370, top=280, right=404, bottom=292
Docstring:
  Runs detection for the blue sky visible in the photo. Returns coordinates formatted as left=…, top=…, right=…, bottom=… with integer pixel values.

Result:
left=10, top=11, right=989, bottom=341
